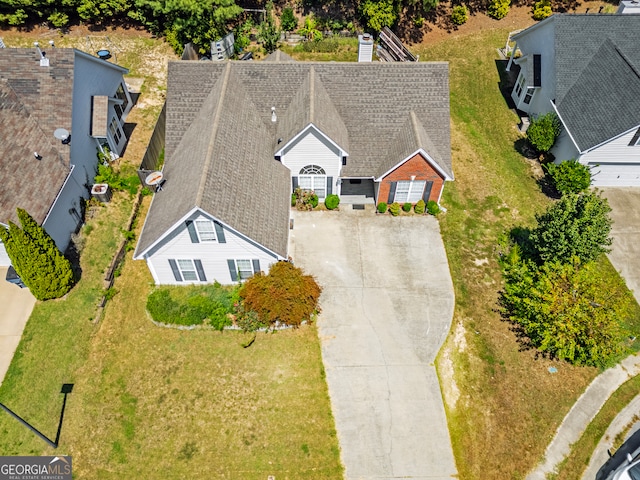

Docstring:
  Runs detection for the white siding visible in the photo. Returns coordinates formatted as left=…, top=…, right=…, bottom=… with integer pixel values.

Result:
left=145, top=212, right=282, bottom=285
left=0, top=240, right=10, bottom=266
left=581, top=129, right=640, bottom=186
left=281, top=127, right=343, bottom=196
left=511, top=20, right=556, bottom=115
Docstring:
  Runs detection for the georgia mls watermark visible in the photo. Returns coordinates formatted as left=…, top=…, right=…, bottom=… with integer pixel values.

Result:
left=0, top=456, right=71, bottom=480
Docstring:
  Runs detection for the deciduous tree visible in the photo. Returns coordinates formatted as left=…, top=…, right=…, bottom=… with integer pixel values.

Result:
left=500, top=252, right=631, bottom=367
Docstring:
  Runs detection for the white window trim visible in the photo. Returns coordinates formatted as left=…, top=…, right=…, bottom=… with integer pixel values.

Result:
left=394, top=180, right=426, bottom=203
left=299, top=175, right=327, bottom=198
left=177, top=259, right=199, bottom=282
left=234, top=259, right=254, bottom=280
left=515, top=74, right=525, bottom=98
left=195, top=219, right=216, bottom=242
left=523, top=86, right=535, bottom=105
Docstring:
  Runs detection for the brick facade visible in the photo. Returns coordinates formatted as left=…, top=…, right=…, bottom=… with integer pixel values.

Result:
left=377, top=153, right=445, bottom=204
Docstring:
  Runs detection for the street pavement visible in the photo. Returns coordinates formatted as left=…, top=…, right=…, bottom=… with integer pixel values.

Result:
left=289, top=207, right=457, bottom=479
left=0, top=267, right=36, bottom=387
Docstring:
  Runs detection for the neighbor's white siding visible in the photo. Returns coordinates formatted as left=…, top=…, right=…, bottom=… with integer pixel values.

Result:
left=281, top=127, right=343, bottom=196
left=0, top=240, right=10, bottom=266
left=581, top=129, right=640, bottom=186
left=511, top=20, right=556, bottom=115
left=145, top=212, right=282, bottom=285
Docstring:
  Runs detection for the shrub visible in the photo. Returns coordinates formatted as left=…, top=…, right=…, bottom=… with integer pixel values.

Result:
left=146, top=284, right=237, bottom=329
left=294, top=188, right=319, bottom=210
left=0, top=209, right=74, bottom=300
left=527, top=112, right=561, bottom=153
left=544, top=160, right=592, bottom=195
left=451, top=5, right=468, bottom=25
left=402, top=202, right=412, bottom=212
left=325, top=194, right=340, bottom=210
left=389, top=202, right=401, bottom=216
left=532, top=0, right=552, bottom=20
left=291, top=193, right=297, bottom=207
left=414, top=199, right=426, bottom=214
left=427, top=200, right=440, bottom=215
left=488, top=0, right=510, bottom=19
left=240, top=262, right=321, bottom=327
left=377, top=202, right=388, bottom=214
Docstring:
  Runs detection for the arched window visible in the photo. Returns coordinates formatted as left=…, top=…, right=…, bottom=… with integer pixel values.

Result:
left=300, top=165, right=326, bottom=175
left=299, top=165, right=327, bottom=198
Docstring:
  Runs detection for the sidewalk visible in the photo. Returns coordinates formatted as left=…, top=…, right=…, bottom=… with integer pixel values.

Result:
left=0, top=267, right=36, bottom=387
left=526, top=353, right=640, bottom=480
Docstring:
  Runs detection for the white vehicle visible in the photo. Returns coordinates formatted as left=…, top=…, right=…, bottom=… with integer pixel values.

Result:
left=612, top=453, right=640, bottom=480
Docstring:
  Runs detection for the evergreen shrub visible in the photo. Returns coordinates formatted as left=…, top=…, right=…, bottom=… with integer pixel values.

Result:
left=414, top=199, right=426, bottom=214
left=325, top=194, right=340, bottom=210
left=402, top=202, right=412, bottom=212
left=389, top=202, right=401, bottom=216
left=377, top=202, right=388, bottom=213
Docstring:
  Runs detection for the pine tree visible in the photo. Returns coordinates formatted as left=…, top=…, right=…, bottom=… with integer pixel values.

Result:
left=0, top=209, right=74, bottom=300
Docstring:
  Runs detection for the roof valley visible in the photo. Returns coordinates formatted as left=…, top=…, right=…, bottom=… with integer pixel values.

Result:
left=196, top=61, right=231, bottom=206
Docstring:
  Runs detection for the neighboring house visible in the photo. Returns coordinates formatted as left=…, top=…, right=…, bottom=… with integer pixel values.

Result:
left=506, top=14, right=640, bottom=186
left=0, top=46, right=132, bottom=266
left=134, top=55, right=452, bottom=285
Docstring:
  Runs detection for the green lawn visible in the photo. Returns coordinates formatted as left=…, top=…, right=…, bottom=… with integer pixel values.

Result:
left=414, top=29, right=626, bottom=479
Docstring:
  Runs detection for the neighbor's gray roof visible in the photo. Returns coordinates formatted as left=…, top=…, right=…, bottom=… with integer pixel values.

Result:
left=557, top=39, right=640, bottom=151
left=0, top=49, right=75, bottom=226
left=514, top=14, right=640, bottom=151
left=136, top=59, right=451, bottom=257
left=552, top=15, right=640, bottom=104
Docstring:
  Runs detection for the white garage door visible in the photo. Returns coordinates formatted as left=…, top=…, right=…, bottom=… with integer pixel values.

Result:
left=589, top=163, right=640, bottom=187
left=0, top=240, right=10, bottom=266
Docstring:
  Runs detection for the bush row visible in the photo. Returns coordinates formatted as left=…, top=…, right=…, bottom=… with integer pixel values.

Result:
left=377, top=199, right=439, bottom=216
left=146, top=263, right=321, bottom=332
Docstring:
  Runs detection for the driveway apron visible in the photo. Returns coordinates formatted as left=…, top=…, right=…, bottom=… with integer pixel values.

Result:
left=0, top=267, right=36, bottom=387
left=289, top=209, right=457, bottom=480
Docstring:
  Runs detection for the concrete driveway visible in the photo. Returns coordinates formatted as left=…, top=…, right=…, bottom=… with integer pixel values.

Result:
left=602, top=188, right=640, bottom=303
left=289, top=208, right=457, bottom=480
left=0, top=267, right=36, bottom=387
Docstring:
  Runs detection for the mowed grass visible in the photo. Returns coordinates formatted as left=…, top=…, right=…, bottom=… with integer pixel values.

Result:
left=63, top=198, right=341, bottom=479
left=0, top=194, right=131, bottom=454
left=416, top=30, right=602, bottom=479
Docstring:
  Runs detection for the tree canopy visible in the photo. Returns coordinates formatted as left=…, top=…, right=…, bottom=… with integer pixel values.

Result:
left=500, top=251, right=632, bottom=367
left=529, top=191, right=612, bottom=265
left=0, top=209, right=74, bottom=301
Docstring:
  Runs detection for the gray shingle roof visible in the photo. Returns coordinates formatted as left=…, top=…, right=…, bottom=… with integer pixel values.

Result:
left=557, top=38, right=640, bottom=151
left=552, top=15, right=640, bottom=104
left=0, top=49, right=75, bottom=226
left=136, top=59, right=451, bottom=257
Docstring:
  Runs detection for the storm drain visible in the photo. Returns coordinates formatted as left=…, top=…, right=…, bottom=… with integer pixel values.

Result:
left=352, top=204, right=365, bottom=210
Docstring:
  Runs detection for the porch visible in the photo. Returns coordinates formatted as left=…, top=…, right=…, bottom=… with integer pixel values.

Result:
left=340, top=178, right=375, bottom=204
